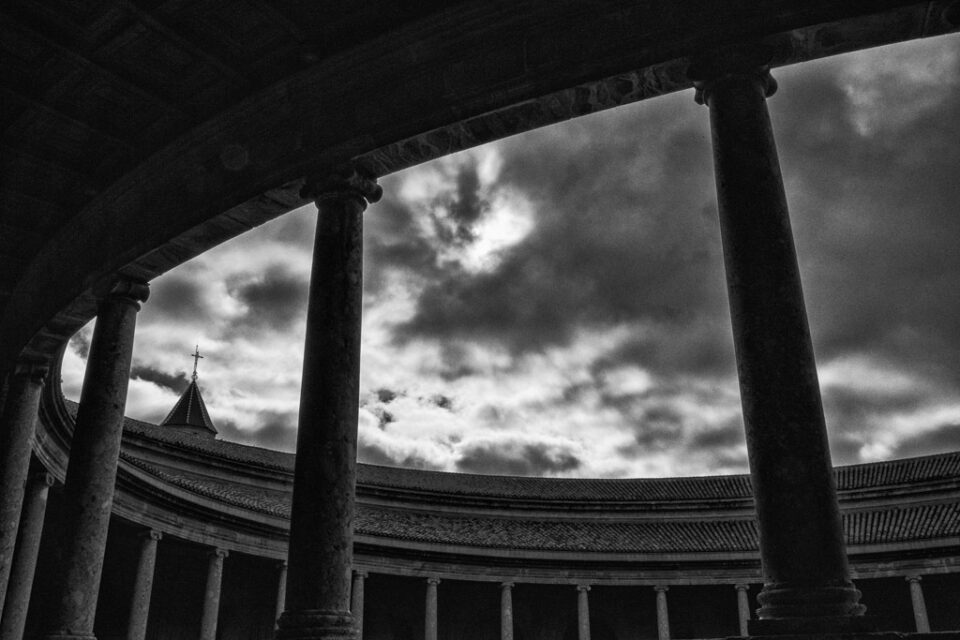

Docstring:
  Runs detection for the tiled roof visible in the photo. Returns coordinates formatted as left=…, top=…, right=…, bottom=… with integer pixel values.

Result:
left=118, top=453, right=960, bottom=552
left=159, top=380, right=218, bottom=435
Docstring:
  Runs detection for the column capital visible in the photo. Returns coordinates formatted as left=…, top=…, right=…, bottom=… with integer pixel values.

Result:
left=905, top=575, right=922, bottom=584
left=354, top=570, right=368, bottom=579
left=140, top=529, right=162, bottom=542
left=28, top=470, right=56, bottom=488
left=301, top=164, right=382, bottom=210
left=688, top=45, right=777, bottom=106
left=278, top=560, right=288, bottom=570
left=576, top=584, right=591, bottom=593
left=501, top=581, right=515, bottom=590
left=10, top=360, right=49, bottom=383
left=210, top=548, right=228, bottom=559
left=653, top=585, right=669, bottom=593
left=95, top=276, right=150, bottom=309
left=734, top=583, right=750, bottom=592
left=426, top=576, right=441, bottom=586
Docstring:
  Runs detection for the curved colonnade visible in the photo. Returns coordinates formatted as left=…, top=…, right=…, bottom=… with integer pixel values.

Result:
left=5, top=375, right=960, bottom=639
left=3, top=2, right=960, bottom=639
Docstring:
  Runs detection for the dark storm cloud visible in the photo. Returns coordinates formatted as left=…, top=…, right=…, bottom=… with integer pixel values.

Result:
left=363, top=193, right=442, bottom=294
left=219, top=411, right=298, bottom=452
left=357, top=441, right=442, bottom=470
left=435, top=158, right=488, bottom=245
left=771, top=51, right=960, bottom=386
left=69, top=331, right=90, bottom=359
left=131, top=365, right=190, bottom=394
left=228, top=264, right=308, bottom=331
left=394, top=94, right=729, bottom=364
left=147, top=275, right=211, bottom=323
left=687, top=418, right=745, bottom=450
left=891, top=423, right=960, bottom=459
left=456, top=441, right=582, bottom=476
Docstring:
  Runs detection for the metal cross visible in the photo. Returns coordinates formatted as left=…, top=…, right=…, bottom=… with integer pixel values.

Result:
left=191, top=345, right=204, bottom=381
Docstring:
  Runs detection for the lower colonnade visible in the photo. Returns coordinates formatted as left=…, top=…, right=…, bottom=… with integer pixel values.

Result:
left=1, top=48, right=960, bottom=640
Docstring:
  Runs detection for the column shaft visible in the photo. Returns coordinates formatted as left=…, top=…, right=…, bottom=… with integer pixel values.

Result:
left=43, top=279, right=148, bottom=640
left=906, top=577, right=930, bottom=633
left=199, top=549, right=227, bottom=640
left=0, top=363, right=46, bottom=611
left=425, top=578, right=439, bottom=640
left=692, top=52, right=862, bottom=624
left=275, top=562, right=288, bottom=629
left=351, top=572, right=366, bottom=639
left=576, top=585, right=590, bottom=640
left=126, top=531, right=161, bottom=640
left=735, top=585, right=751, bottom=636
left=654, top=587, right=670, bottom=640
left=278, top=166, right=380, bottom=640
left=500, top=583, right=514, bottom=640
left=0, top=471, right=53, bottom=640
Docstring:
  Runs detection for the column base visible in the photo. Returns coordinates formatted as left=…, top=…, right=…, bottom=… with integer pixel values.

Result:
left=41, top=634, right=98, bottom=640
left=757, top=583, right=866, bottom=620
left=276, top=610, right=357, bottom=640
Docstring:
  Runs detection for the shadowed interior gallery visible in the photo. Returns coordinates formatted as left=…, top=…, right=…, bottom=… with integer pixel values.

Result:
left=1, top=2, right=959, bottom=640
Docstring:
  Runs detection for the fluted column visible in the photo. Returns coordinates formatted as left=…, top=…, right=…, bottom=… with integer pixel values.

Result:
left=735, top=584, right=751, bottom=636
left=424, top=578, right=439, bottom=640
left=654, top=586, right=670, bottom=640
left=0, top=361, right=47, bottom=610
left=275, top=562, right=288, bottom=629
left=689, top=48, right=863, bottom=631
left=905, top=576, right=930, bottom=633
left=500, top=582, right=514, bottom=640
left=576, top=585, right=590, bottom=640
left=126, top=530, right=161, bottom=640
left=277, top=164, right=381, bottom=640
left=0, top=471, right=54, bottom=640
left=42, top=278, right=149, bottom=640
left=351, top=571, right=367, bottom=639
left=199, top=548, right=227, bottom=640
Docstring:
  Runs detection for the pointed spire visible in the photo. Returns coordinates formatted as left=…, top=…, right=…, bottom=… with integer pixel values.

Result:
left=159, top=347, right=217, bottom=438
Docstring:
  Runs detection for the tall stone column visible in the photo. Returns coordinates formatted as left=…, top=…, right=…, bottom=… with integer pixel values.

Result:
left=424, top=578, right=439, bottom=640
left=654, top=586, right=670, bottom=640
left=576, top=585, right=590, bottom=640
left=277, top=164, right=380, bottom=640
left=0, top=471, right=54, bottom=640
left=905, top=576, right=930, bottom=633
left=275, top=562, right=288, bottom=629
left=199, top=548, right=227, bottom=640
left=351, top=571, right=367, bottom=639
left=500, top=582, right=514, bottom=640
left=735, top=584, right=751, bottom=636
left=0, top=361, right=47, bottom=610
left=689, top=48, right=863, bottom=631
left=42, top=277, right=149, bottom=640
left=126, top=530, right=161, bottom=640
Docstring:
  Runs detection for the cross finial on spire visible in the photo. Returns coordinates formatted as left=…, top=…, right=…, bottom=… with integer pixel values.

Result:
left=191, top=345, right=204, bottom=381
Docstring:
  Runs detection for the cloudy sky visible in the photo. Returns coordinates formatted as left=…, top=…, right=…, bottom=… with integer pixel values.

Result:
left=64, top=34, right=960, bottom=478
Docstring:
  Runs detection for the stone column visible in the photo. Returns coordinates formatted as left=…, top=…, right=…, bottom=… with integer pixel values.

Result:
left=126, top=530, right=161, bottom=640
left=0, top=361, right=47, bottom=610
left=42, top=277, right=149, bottom=640
left=277, top=165, right=380, bottom=640
left=735, top=584, right=751, bottom=636
left=654, top=586, right=670, bottom=640
left=275, top=562, right=288, bottom=629
left=199, top=548, right=227, bottom=640
left=500, top=582, right=514, bottom=640
left=576, top=585, right=590, bottom=640
left=905, top=576, right=930, bottom=633
left=351, top=571, right=367, bottom=639
left=424, top=577, right=440, bottom=640
left=689, top=48, right=863, bottom=630
left=0, top=471, right=54, bottom=640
